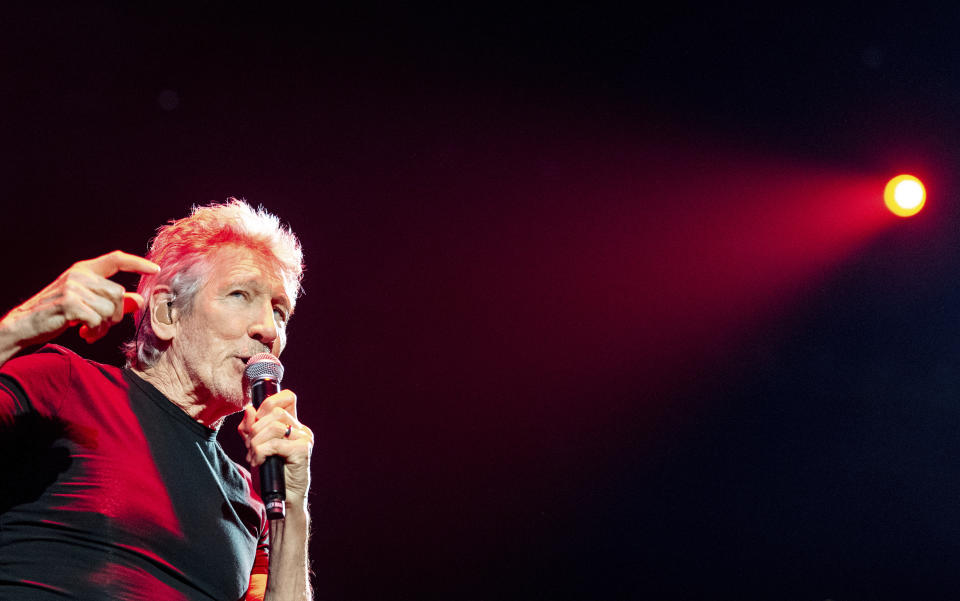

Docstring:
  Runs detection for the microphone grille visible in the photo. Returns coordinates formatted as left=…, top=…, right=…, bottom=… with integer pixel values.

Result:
left=243, top=353, right=284, bottom=385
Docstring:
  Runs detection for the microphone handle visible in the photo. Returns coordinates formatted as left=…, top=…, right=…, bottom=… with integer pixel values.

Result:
left=251, top=377, right=286, bottom=520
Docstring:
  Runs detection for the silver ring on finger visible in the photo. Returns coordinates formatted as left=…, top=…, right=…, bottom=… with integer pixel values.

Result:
left=284, top=424, right=292, bottom=438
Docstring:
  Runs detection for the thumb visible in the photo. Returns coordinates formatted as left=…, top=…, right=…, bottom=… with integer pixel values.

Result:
left=123, top=292, right=144, bottom=315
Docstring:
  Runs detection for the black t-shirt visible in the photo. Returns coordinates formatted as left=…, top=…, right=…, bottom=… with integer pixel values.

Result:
left=0, top=345, right=269, bottom=601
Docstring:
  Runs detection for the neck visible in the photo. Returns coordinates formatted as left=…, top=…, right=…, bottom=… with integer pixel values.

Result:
left=132, top=357, right=231, bottom=430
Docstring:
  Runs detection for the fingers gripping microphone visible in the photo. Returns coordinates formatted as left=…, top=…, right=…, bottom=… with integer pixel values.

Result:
left=244, top=353, right=286, bottom=520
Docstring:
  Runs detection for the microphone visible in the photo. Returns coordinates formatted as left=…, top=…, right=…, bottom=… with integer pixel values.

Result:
left=243, top=353, right=286, bottom=520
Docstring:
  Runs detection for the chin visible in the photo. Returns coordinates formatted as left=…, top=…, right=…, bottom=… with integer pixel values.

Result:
left=212, top=379, right=247, bottom=412
left=225, top=390, right=247, bottom=412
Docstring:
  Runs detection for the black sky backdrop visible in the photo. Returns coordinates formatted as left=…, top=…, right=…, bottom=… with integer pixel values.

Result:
left=5, top=4, right=960, bottom=600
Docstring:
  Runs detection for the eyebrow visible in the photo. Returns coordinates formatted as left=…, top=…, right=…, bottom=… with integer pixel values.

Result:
left=230, top=278, right=293, bottom=312
left=277, top=295, right=294, bottom=316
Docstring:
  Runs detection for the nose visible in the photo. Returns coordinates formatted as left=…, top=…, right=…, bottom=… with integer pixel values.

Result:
left=248, top=301, right=279, bottom=350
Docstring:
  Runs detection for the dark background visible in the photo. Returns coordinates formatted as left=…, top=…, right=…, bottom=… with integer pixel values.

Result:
left=4, top=3, right=960, bottom=600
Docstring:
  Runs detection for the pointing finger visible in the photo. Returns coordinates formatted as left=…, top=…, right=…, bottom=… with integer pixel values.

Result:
left=85, top=250, right=160, bottom=278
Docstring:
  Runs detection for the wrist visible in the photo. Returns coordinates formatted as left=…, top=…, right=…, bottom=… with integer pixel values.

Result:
left=283, top=498, right=309, bottom=520
left=283, top=485, right=310, bottom=514
left=0, top=311, right=28, bottom=366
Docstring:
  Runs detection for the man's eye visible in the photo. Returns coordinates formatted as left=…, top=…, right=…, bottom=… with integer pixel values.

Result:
left=273, top=308, right=288, bottom=322
left=230, top=290, right=248, bottom=299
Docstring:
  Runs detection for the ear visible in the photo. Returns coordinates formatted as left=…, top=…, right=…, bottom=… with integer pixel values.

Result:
left=149, top=287, right=178, bottom=342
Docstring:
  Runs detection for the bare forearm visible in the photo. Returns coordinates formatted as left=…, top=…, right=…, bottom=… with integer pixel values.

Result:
left=240, top=386, right=315, bottom=600
left=0, top=251, right=158, bottom=369
left=265, top=504, right=312, bottom=601
left=0, top=309, right=31, bottom=367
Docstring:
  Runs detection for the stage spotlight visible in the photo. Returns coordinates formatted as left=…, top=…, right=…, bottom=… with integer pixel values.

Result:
left=884, top=174, right=926, bottom=217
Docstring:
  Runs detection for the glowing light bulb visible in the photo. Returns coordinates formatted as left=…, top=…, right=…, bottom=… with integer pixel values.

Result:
left=884, top=174, right=926, bottom=217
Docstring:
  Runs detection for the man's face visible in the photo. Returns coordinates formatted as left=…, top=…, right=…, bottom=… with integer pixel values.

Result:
left=172, top=244, right=293, bottom=410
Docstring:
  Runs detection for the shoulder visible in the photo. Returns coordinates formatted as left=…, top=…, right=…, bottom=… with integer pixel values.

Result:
left=0, top=344, right=77, bottom=389
left=2, top=343, right=121, bottom=380
left=0, top=344, right=124, bottom=414
left=2, top=342, right=75, bottom=370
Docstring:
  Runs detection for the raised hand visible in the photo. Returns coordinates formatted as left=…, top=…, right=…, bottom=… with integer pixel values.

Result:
left=238, top=389, right=314, bottom=510
left=0, top=250, right=160, bottom=364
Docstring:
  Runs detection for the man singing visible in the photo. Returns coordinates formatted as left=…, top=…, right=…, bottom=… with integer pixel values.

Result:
left=0, top=200, right=313, bottom=600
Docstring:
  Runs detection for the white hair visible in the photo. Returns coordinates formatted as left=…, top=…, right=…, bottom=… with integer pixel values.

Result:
left=123, top=198, right=304, bottom=368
